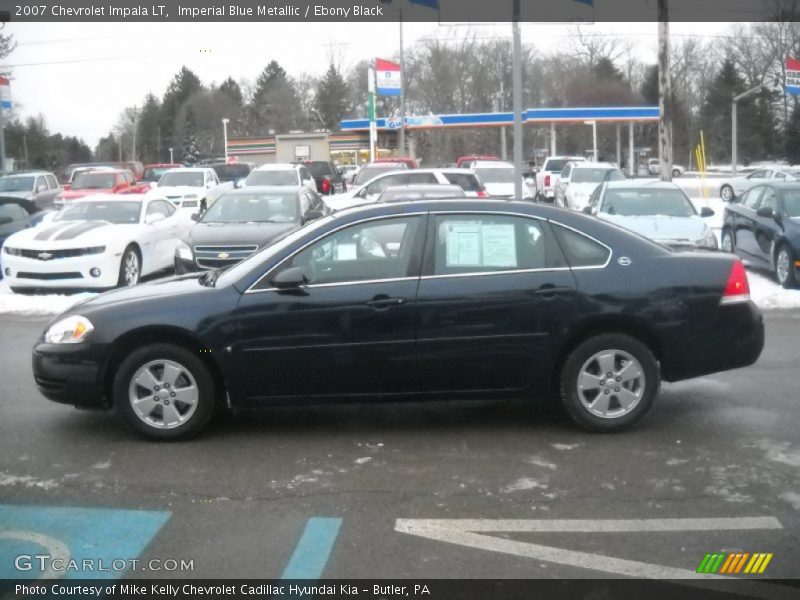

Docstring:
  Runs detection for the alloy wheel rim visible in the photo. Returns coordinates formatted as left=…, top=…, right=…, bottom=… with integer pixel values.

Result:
left=722, top=186, right=732, bottom=201
left=777, top=249, right=790, bottom=283
left=576, top=349, right=645, bottom=419
left=124, top=252, right=140, bottom=286
left=128, top=359, right=199, bottom=429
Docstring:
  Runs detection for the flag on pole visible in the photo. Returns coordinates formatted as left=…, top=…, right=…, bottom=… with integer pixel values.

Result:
left=376, top=59, right=401, bottom=97
left=786, top=58, right=800, bottom=95
left=0, top=77, right=11, bottom=110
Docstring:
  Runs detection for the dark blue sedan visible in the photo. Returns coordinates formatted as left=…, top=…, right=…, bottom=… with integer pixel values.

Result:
left=721, top=182, right=800, bottom=288
left=0, top=196, right=47, bottom=280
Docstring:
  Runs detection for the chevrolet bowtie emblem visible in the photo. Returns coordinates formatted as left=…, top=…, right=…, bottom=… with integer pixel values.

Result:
left=217, top=252, right=230, bottom=259
left=38, top=252, right=53, bottom=260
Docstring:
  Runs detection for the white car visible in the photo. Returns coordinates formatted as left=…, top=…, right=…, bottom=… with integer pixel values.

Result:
left=555, top=162, right=625, bottom=211
left=153, top=167, right=233, bottom=212
left=718, top=166, right=800, bottom=202
left=338, top=165, right=360, bottom=184
left=244, top=163, right=316, bottom=191
left=535, top=155, right=586, bottom=200
left=470, top=161, right=533, bottom=199
left=2, top=195, right=190, bottom=291
left=325, top=168, right=486, bottom=211
left=586, top=181, right=717, bottom=249
left=647, top=158, right=686, bottom=177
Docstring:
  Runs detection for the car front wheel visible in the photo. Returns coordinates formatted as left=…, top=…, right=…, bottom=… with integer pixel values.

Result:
left=776, top=244, right=798, bottom=289
left=560, top=333, right=660, bottom=432
left=114, top=343, right=217, bottom=440
left=720, top=184, right=734, bottom=202
left=117, top=245, right=141, bottom=287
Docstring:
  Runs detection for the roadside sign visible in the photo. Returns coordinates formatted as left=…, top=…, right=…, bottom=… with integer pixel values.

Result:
left=785, top=58, right=800, bottom=95
left=376, top=58, right=401, bottom=97
left=0, top=77, right=11, bottom=110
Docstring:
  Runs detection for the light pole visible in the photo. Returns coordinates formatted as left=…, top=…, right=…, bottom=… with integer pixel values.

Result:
left=732, top=83, right=770, bottom=175
left=222, top=118, right=230, bottom=160
left=584, top=120, right=597, bottom=161
left=169, top=147, right=174, bottom=163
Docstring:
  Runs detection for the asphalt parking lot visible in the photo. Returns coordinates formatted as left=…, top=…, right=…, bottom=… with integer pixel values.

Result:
left=1, top=312, right=799, bottom=583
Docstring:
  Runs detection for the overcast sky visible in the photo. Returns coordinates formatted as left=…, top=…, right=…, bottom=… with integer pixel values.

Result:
left=2, top=21, right=727, bottom=148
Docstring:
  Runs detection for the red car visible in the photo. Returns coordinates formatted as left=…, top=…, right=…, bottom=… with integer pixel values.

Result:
left=54, top=169, right=151, bottom=208
left=456, top=155, right=501, bottom=169
left=375, top=157, right=418, bottom=169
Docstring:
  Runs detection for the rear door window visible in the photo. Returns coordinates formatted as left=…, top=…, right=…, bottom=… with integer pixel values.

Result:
left=743, top=187, right=765, bottom=210
left=551, top=224, right=611, bottom=268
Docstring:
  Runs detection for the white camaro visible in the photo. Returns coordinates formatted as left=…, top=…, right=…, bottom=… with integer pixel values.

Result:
left=2, top=195, right=190, bottom=291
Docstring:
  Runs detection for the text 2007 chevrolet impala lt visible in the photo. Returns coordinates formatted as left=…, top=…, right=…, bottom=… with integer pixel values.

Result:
left=32, top=200, right=764, bottom=440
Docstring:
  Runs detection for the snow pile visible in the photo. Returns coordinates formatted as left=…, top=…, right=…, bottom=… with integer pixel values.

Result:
left=748, top=271, right=800, bottom=310
left=0, top=279, right=96, bottom=317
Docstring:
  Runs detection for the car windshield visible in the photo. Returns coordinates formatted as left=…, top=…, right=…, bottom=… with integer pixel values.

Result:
left=159, top=171, right=204, bottom=187
left=142, top=167, right=172, bottom=182
left=54, top=201, right=141, bottom=224
left=573, top=168, right=624, bottom=183
left=354, top=166, right=399, bottom=185
left=0, top=176, right=35, bottom=192
left=545, top=159, right=571, bottom=172
left=201, top=192, right=299, bottom=224
left=72, top=173, right=117, bottom=189
left=781, top=191, right=800, bottom=217
left=246, top=170, right=298, bottom=186
left=602, top=189, right=697, bottom=217
left=474, top=168, right=515, bottom=184
left=305, top=162, right=331, bottom=177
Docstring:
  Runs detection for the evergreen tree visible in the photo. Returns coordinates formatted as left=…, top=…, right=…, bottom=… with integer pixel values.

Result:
left=181, top=108, right=200, bottom=164
left=137, top=93, right=163, bottom=164
left=161, top=67, right=203, bottom=156
left=314, top=62, right=350, bottom=131
left=248, top=60, right=299, bottom=134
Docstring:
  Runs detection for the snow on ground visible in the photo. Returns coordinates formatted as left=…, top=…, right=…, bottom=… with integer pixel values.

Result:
left=0, top=279, right=96, bottom=317
left=747, top=270, right=800, bottom=310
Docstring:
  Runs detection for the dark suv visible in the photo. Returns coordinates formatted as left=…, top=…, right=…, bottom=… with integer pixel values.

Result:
left=302, top=161, right=346, bottom=195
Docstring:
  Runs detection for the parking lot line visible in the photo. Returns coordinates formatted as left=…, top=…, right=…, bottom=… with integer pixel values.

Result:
left=280, top=518, right=342, bottom=580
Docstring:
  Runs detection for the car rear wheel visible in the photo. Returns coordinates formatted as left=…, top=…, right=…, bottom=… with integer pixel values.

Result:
left=113, top=343, right=216, bottom=440
left=560, top=334, right=660, bottom=432
left=117, top=245, right=141, bottom=287
left=672, top=168, right=681, bottom=177
left=720, top=228, right=735, bottom=253
left=776, top=244, right=798, bottom=289
left=720, top=184, right=734, bottom=202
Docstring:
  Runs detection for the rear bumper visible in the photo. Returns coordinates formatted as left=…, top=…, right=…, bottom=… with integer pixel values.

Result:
left=32, top=342, right=111, bottom=409
left=661, top=301, right=764, bottom=382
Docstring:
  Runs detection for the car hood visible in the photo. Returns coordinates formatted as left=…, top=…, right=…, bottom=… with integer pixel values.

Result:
left=60, top=188, right=110, bottom=199
left=4, top=220, right=132, bottom=248
left=185, top=221, right=299, bottom=246
left=600, top=214, right=709, bottom=242
left=155, top=185, right=205, bottom=197
left=69, top=274, right=210, bottom=313
left=0, top=190, right=33, bottom=199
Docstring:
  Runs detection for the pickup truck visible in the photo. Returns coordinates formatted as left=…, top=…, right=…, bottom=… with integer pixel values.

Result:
left=151, top=167, right=234, bottom=211
left=535, top=155, right=586, bottom=201
left=54, top=169, right=150, bottom=208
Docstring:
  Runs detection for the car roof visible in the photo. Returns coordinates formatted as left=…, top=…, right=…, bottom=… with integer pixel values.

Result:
left=225, top=186, right=303, bottom=195
left=382, top=184, right=463, bottom=192
left=3, top=171, right=53, bottom=177
left=571, top=162, right=618, bottom=169
left=253, top=163, right=303, bottom=171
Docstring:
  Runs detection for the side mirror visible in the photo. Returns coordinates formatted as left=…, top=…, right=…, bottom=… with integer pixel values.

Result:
left=145, top=212, right=166, bottom=225
left=190, top=212, right=201, bottom=222
left=756, top=206, right=779, bottom=220
left=582, top=206, right=593, bottom=215
left=271, top=266, right=308, bottom=289
left=700, top=207, right=715, bottom=218
left=305, top=210, right=324, bottom=222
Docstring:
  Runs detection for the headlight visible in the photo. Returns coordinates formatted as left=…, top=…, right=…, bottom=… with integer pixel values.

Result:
left=3, top=246, right=20, bottom=255
left=697, top=228, right=718, bottom=249
left=176, top=241, right=192, bottom=261
left=44, top=315, right=94, bottom=344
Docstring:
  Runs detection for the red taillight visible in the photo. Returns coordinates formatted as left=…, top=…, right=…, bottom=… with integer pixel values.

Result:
left=721, top=260, right=750, bottom=305
left=477, top=190, right=487, bottom=198
left=321, top=177, right=331, bottom=193
left=545, top=175, right=551, bottom=187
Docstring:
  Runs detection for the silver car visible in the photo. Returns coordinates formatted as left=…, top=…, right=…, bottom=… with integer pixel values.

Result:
left=718, top=166, right=800, bottom=202
left=585, top=181, right=718, bottom=249
left=0, top=171, right=61, bottom=210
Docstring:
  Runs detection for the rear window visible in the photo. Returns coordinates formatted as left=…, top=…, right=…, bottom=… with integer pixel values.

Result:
left=544, top=159, right=569, bottom=172
left=443, top=173, right=484, bottom=192
left=305, top=162, right=333, bottom=177
left=246, top=170, right=298, bottom=186
left=214, top=164, right=253, bottom=182
left=552, top=224, right=610, bottom=267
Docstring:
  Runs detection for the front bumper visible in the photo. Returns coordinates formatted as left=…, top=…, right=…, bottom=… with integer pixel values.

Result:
left=2, top=251, right=121, bottom=289
left=32, top=341, right=111, bottom=409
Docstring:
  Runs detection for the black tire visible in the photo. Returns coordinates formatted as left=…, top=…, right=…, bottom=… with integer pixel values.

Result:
left=560, top=333, right=660, bottom=432
left=720, top=184, right=734, bottom=202
left=775, top=243, right=798, bottom=289
left=672, top=168, right=681, bottom=178
left=720, top=228, right=735, bottom=253
left=113, top=343, right=217, bottom=441
left=117, top=245, right=141, bottom=288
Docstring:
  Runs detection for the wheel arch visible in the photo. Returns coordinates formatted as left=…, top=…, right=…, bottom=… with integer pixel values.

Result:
left=102, top=326, right=229, bottom=409
left=552, top=316, right=664, bottom=392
